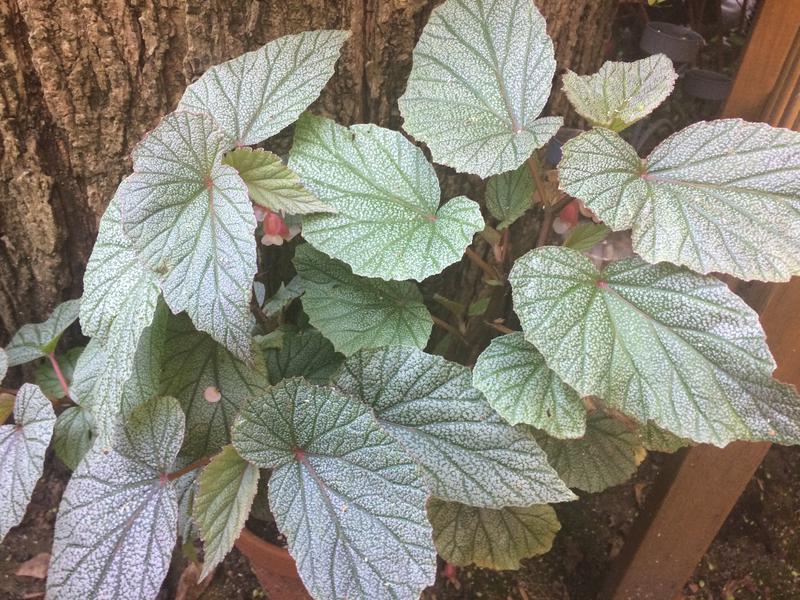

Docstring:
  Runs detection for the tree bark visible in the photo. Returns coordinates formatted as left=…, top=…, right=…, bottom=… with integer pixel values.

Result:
left=0, top=0, right=617, bottom=343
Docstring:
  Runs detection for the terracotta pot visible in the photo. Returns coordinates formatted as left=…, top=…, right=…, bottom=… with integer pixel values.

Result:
left=640, top=22, right=704, bottom=63
left=235, top=528, right=311, bottom=600
left=683, top=68, right=733, bottom=101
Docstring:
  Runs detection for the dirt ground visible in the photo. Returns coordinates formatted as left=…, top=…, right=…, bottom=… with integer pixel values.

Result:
left=1, top=443, right=797, bottom=600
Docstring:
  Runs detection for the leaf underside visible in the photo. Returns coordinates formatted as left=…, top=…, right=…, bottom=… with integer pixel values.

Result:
left=333, top=346, right=575, bottom=508
left=559, top=121, right=800, bottom=281
left=399, top=0, right=562, bottom=177
left=294, top=244, right=433, bottom=355
left=428, top=498, right=560, bottom=570
left=232, top=378, right=437, bottom=600
left=0, top=384, right=56, bottom=541
left=289, top=114, right=484, bottom=281
left=5, top=299, right=81, bottom=367
left=510, top=246, right=800, bottom=446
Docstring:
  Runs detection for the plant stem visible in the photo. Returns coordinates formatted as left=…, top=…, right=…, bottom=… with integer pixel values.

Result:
left=535, top=196, right=573, bottom=248
left=166, top=455, right=212, bottom=481
left=526, top=154, right=549, bottom=206
left=486, top=321, right=515, bottom=335
left=48, top=352, right=71, bottom=399
left=0, top=386, right=19, bottom=396
left=431, top=315, right=465, bottom=342
left=464, top=247, right=501, bottom=281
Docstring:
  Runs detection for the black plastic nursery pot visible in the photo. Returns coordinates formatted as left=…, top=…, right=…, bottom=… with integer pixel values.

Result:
left=640, top=21, right=704, bottom=63
left=683, top=68, right=733, bottom=101
left=544, top=127, right=583, bottom=167
left=235, top=528, right=311, bottom=600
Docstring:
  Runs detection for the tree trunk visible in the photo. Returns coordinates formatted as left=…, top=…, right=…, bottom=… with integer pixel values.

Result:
left=0, top=0, right=617, bottom=343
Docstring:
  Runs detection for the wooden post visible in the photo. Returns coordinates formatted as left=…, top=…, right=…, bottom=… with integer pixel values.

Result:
left=600, top=2, right=800, bottom=598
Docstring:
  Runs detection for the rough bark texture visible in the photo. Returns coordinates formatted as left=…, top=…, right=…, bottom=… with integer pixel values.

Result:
left=0, top=0, right=617, bottom=343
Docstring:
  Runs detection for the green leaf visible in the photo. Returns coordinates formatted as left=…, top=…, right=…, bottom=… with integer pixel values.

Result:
left=175, top=467, right=199, bottom=544
left=34, top=346, right=83, bottom=399
left=53, top=406, right=95, bottom=471
left=563, top=223, right=611, bottom=253
left=264, top=327, right=343, bottom=386
left=161, top=314, right=269, bottom=460
left=333, top=347, right=575, bottom=508
left=223, top=147, right=333, bottom=215
left=47, top=396, right=184, bottom=600
left=0, top=384, right=55, bottom=541
left=194, top=445, right=260, bottom=580
left=398, top=0, right=562, bottom=178
left=0, top=348, right=7, bottom=382
left=562, top=55, right=677, bottom=131
left=428, top=498, right=560, bottom=570
left=638, top=421, right=691, bottom=453
left=532, top=411, right=644, bottom=493
left=81, top=192, right=160, bottom=378
left=289, top=114, right=484, bottom=281
left=232, top=378, right=436, bottom=600
left=473, top=333, right=586, bottom=439
left=559, top=121, right=800, bottom=282
left=5, top=299, right=80, bottom=367
left=509, top=246, right=800, bottom=445
left=179, top=30, right=349, bottom=146
left=71, top=302, right=168, bottom=446
left=120, top=112, right=255, bottom=361
left=486, top=163, right=535, bottom=229
left=262, top=276, right=304, bottom=316
left=293, top=244, right=433, bottom=355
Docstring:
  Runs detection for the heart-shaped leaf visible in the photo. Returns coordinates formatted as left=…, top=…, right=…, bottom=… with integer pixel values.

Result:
left=120, top=111, right=256, bottom=361
left=559, top=121, right=800, bottom=281
left=562, top=55, right=677, bottom=131
left=34, top=347, right=83, bottom=399
left=333, top=346, right=575, bottom=508
left=485, top=164, right=536, bottom=229
left=53, top=406, right=95, bottom=471
left=532, top=411, right=644, bottom=493
left=0, top=384, right=55, bottom=541
left=264, top=327, right=343, bottom=386
left=398, top=0, right=562, bottom=178
left=179, top=30, right=349, bottom=146
left=473, top=333, right=586, bottom=438
left=194, top=445, right=260, bottom=580
left=223, top=148, right=333, bottom=215
left=294, top=244, right=433, bottom=355
left=510, top=246, right=800, bottom=445
left=161, top=314, right=268, bottom=460
left=5, top=299, right=80, bottom=367
left=289, top=114, right=484, bottom=281
left=47, top=396, right=184, bottom=600
left=427, top=498, right=560, bottom=570
left=232, top=378, right=437, bottom=600
left=81, top=192, right=160, bottom=378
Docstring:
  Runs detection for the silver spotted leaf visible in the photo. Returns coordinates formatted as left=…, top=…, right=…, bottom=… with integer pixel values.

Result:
left=161, top=313, right=269, bottom=460
left=53, top=406, right=95, bottom=471
left=0, top=348, right=7, bottom=382
left=427, top=498, right=559, bottom=570
left=194, top=445, right=260, bottom=580
left=485, top=163, right=535, bottom=229
left=5, top=299, right=80, bottom=367
left=473, top=333, right=586, bottom=439
left=398, top=0, right=562, bottom=178
left=179, top=30, right=349, bottom=146
left=264, top=327, right=343, bottom=386
left=559, top=121, right=800, bottom=281
left=120, top=112, right=255, bottom=361
left=223, top=148, right=333, bottom=215
left=510, top=246, right=800, bottom=446
left=232, top=378, right=436, bottom=600
left=81, top=191, right=160, bottom=379
left=71, top=301, right=167, bottom=447
left=294, top=244, right=433, bottom=355
left=333, top=346, right=575, bottom=508
left=0, top=384, right=55, bottom=541
left=562, top=55, right=677, bottom=131
left=35, top=346, right=83, bottom=399
left=46, top=396, right=184, bottom=600
left=532, top=411, right=644, bottom=493
left=289, top=114, right=484, bottom=281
